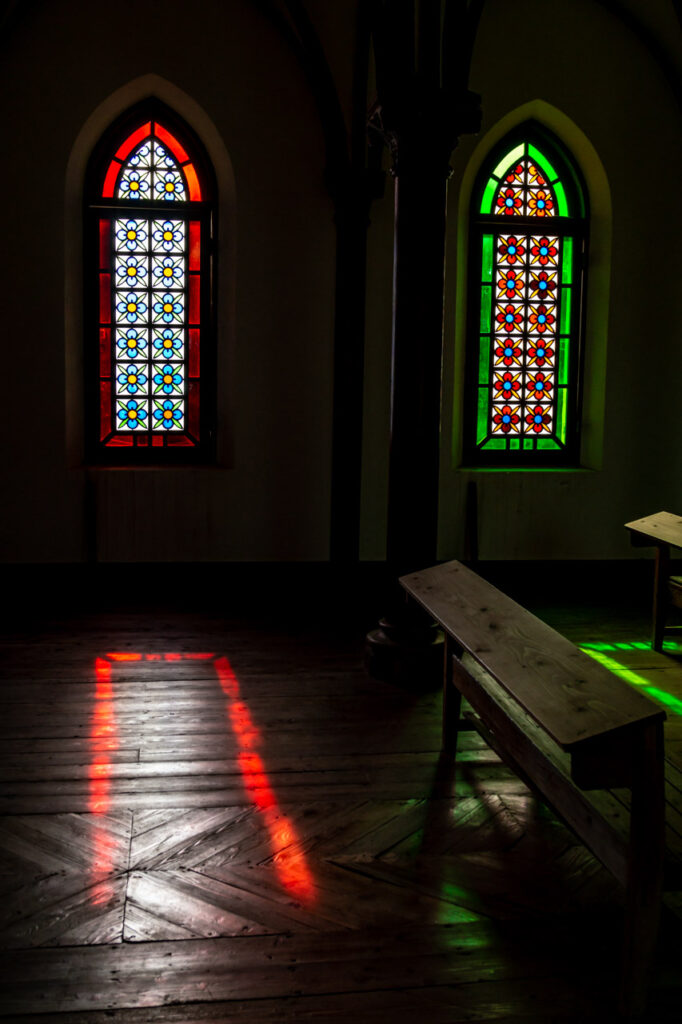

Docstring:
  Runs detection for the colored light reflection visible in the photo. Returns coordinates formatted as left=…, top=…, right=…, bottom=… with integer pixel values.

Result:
left=89, top=652, right=314, bottom=908
left=214, top=656, right=315, bottom=904
left=88, top=657, right=119, bottom=904
left=580, top=645, right=682, bottom=717
left=90, top=657, right=117, bottom=814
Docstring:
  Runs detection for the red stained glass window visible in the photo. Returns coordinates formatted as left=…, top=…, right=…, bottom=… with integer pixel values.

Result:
left=86, top=104, right=215, bottom=464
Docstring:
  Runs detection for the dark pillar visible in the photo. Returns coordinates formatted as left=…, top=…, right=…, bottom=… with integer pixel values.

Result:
left=365, top=0, right=481, bottom=684
left=385, top=126, right=453, bottom=575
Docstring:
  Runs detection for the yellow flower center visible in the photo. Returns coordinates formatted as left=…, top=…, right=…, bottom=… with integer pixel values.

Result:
left=129, top=409, right=137, bottom=419
left=130, top=181, right=139, bottom=191
left=128, top=374, right=137, bottom=384
left=163, top=409, right=173, bottom=419
left=163, top=303, right=173, bottom=313
left=163, top=339, right=173, bottom=348
left=127, top=230, right=137, bottom=240
left=127, top=267, right=137, bottom=276
left=163, top=230, right=173, bottom=241
left=127, top=302, right=137, bottom=313
left=163, top=268, right=173, bottom=277
left=165, top=182, right=175, bottom=192
left=163, top=374, right=173, bottom=384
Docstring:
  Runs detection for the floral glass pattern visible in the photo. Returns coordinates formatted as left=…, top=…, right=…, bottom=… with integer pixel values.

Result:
left=96, top=119, right=205, bottom=450
left=469, top=139, right=583, bottom=460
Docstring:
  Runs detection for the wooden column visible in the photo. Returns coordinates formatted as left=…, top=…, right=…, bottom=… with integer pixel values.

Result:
left=329, top=171, right=375, bottom=564
left=385, top=132, right=452, bottom=573
left=364, top=1, right=481, bottom=684
left=368, top=0, right=481, bottom=577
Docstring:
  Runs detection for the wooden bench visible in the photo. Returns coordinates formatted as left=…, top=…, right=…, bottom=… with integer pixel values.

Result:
left=626, top=511, right=682, bottom=652
left=400, top=559, right=666, bottom=1020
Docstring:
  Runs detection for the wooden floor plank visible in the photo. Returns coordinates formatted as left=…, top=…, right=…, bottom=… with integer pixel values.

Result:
left=1, top=600, right=682, bottom=1020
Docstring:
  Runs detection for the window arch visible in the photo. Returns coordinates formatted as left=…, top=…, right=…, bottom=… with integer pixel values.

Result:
left=85, top=102, right=216, bottom=462
left=463, top=125, right=587, bottom=465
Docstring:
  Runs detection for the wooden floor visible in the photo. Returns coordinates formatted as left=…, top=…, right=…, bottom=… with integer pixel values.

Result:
left=1, top=567, right=682, bottom=1022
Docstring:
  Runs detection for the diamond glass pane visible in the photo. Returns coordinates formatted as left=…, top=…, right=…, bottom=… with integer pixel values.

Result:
left=117, top=140, right=188, bottom=203
left=96, top=119, right=206, bottom=452
left=106, top=208, right=190, bottom=443
left=493, top=157, right=557, bottom=218
left=483, top=225, right=565, bottom=444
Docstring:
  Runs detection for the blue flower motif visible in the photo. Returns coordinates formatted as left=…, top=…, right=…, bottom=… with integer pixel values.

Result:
left=117, top=328, right=147, bottom=359
left=153, top=257, right=183, bottom=287
left=119, top=169, right=150, bottom=200
left=153, top=364, right=183, bottom=395
left=153, top=143, right=175, bottom=169
left=152, top=220, right=183, bottom=252
left=154, top=399, right=183, bottom=429
left=155, top=171, right=185, bottom=202
left=116, top=255, right=147, bottom=286
left=128, top=143, right=151, bottom=168
left=116, top=219, right=148, bottom=251
left=153, top=293, right=183, bottom=323
left=117, top=399, right=147, bottom=429
left=153, top=329, right=182, bottom=356
left=117, top=364, right=148, bottom=395
left=117, top=292, right=147, bottom=323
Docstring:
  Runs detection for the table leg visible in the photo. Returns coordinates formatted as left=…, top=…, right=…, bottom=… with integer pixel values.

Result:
left=652, top=544, right=670, bottom=652
left=442, top=635, right=463, bottom=755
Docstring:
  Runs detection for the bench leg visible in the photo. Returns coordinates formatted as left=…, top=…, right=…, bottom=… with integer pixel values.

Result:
left=442, top=635, right=463, bottom=756
left=652, top=544, right=670, bottom=652
left=619, top=719, right=665, bottom=1018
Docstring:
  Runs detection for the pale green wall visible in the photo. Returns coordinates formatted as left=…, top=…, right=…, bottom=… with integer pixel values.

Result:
left=361, top=0, right=682, bottom=561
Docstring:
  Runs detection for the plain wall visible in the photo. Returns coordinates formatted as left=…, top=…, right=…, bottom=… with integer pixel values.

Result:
left=1, top=0, right=336, bottom=562
left=1, top=0, right=680, bottom=564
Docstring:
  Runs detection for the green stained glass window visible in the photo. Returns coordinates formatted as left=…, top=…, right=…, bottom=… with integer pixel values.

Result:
left=464, top=127, right=587, bottom=466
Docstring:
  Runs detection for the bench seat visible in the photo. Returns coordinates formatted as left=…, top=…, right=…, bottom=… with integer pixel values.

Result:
left=400, top=559, right=667, bottom=1020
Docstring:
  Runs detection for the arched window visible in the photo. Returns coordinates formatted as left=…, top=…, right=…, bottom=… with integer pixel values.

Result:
left=85, top=103, right=216, bottom=462
left=463, top=126, right=587, bottom=465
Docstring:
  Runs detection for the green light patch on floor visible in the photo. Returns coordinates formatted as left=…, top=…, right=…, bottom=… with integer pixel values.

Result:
left=580, top=645, right=682, bottom=717
left=579, top=639, right=682, bottom=653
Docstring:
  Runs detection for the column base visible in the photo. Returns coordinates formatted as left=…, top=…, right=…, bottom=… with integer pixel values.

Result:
left=364, top=614, right=443, bottom=690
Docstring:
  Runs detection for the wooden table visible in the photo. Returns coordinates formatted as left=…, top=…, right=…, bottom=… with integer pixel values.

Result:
left=625, top=511, right=682, bottom=651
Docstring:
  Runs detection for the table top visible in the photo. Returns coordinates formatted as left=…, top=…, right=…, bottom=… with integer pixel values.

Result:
left=625, top=511, right=682, bottom=549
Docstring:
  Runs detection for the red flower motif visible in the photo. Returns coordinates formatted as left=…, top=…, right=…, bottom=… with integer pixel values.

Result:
left=497, top=270, right=524, bottom=300
left=496, top=303, right=524, bottom=333
left=527, top=163, right=547, bottom=186
left=527, top=340, right=555, bottom=368
left=494, top=371, right=522, bottom=398
left=497, top=236, right=525, bottom=265
left=528, top=190, right=554, bottom=216
left=528, top=304, right=556, bottom=333
left=527, top=372, right=554, bottom=401
left=494, top=339, right=522, bottom=367
left=525, top=404, right=552, bottom=433
left=496, top=187, right=523, bottom=216
left=493, top=405, right=521, bottom=434
left=530, top=237, right=558, bottom=266
left=505, top=162, right=524, bottom=185
left=529, top=270, right=556, bottom=300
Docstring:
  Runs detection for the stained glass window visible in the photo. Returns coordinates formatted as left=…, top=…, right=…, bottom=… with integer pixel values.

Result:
left=464, top=132, right=586, bottom=464
left=86, top=108, right=215, bottom=462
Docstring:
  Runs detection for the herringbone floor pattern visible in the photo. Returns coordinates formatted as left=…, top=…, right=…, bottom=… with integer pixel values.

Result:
left=1, top=601, right=681, bottom=1021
